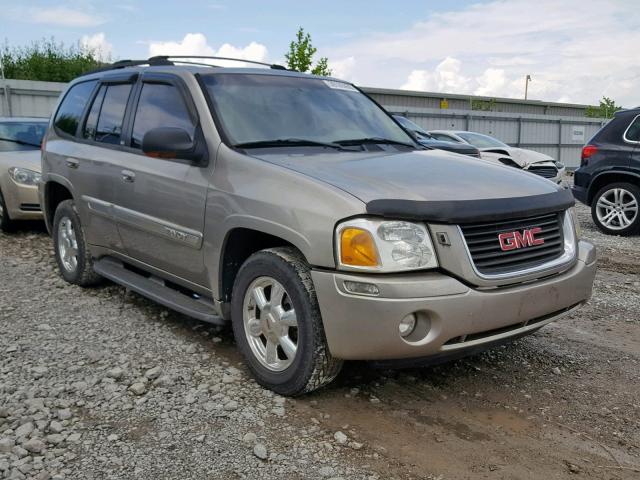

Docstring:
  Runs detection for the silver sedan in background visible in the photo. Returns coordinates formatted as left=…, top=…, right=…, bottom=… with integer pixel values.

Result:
left=0, top=117, right=48, bottom=231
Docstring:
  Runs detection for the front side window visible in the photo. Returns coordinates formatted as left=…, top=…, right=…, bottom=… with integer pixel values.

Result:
left=94, top=84, right=133, bottom=145
left=0, top=121, right=48, bottom=152
left=132, top=83, right=195, bottom=149
left=54, top=80, right=97, bottom=136
left=201, top=74, right=414, bottom=148
left=625, top=115, right=640, bottom=142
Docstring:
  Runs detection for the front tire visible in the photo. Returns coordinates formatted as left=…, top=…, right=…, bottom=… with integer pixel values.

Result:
left=591, top=182, right=640, bottom=236
left=53, top=200, right=102, bottom=286
left=231, top=247, right=342, bottom=396
left=0, top=190, right=15, bottom=232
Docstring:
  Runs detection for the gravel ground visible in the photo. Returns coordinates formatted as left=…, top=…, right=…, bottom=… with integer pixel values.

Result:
left=1, top=193, right=639, bottom=479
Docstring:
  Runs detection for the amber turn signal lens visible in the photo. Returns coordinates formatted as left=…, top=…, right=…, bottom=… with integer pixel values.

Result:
left=340, top=228, right=379, bottom=267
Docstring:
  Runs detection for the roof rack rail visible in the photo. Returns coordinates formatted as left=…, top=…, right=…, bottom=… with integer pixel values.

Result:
left=79, top=55, right=287, bottom=77
left=148, top=55, right=288, bottom=70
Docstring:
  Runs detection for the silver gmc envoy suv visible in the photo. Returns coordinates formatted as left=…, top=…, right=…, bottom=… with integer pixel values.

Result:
left=40, top=57, right=597, bottom=395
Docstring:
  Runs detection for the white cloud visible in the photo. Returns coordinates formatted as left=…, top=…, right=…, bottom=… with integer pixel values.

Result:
left=81, top=33, right=113, bottom=62
left=329, top=56, right=356, bottom=81
left=148, top=33, right=268, bottom=67
left=30, top=7, right=104, bottom=27
left=326, top=0, right=640, bottom=106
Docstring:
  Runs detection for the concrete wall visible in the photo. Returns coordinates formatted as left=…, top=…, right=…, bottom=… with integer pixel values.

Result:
left=0, top=79, right=605, bottom=167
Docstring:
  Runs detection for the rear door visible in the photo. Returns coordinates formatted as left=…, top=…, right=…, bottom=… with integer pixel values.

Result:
left=113, top=72, right=209, bottom=286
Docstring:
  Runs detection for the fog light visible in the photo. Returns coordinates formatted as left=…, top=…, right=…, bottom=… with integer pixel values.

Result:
left=343, top=280, right=380, bottom=296
left=399, top=314, right=417, bottom=338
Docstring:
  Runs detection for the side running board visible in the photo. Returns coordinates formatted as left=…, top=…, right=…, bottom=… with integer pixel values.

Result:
left=94, top=257, right=225, bottom=325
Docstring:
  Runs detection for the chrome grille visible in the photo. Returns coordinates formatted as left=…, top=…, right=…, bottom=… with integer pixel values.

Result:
left=460, top=212, right=565, bottom=275
left=527, top=165, right=558, bottom=179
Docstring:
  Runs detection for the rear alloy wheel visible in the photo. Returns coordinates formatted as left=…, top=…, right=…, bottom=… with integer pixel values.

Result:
left=592, top=182, right=640, bottom=236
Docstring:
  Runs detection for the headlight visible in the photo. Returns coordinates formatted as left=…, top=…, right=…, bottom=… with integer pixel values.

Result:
left=8, top=167, right=41, bottom=186
left=554, top=161, right=565, bottom=170
left=336, top=218, right=438, bottom=272
left=568, top=207, right=581, bottom=239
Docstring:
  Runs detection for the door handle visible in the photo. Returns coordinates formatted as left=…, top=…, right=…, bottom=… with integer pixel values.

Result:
left=121, top=170, right=136, bottom=183
left=66, top=159, right=79, bottom=169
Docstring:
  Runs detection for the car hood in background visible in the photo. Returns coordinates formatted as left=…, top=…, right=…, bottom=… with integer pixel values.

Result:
left=479, top=146, right=554, bottom=168
left=251, top=149, right=560, bottom=204
left=418, top=139, right=478, bottom=156
left=0, top=149, right=42, bottom=172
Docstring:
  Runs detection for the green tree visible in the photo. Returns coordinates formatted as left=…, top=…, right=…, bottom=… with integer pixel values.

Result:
left=585, top=96, right=623, bottom=119
left=0, top=38, right=105, bottom=82
left=284, top=27, right=332, bottom=76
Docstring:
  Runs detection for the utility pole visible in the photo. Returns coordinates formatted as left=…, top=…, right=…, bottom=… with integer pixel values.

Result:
left=524, top=74, right=531, bottom=100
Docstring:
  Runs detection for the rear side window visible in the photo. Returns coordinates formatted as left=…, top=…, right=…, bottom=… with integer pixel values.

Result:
left=54, top=81, right=97, bottom=136
left=94, top=84, right=133, bottom=145
left=83, top=86, right=107, bottom=140
left=625, top=116, right=640, bottom=143
left=131, top=83, right=195, bottom=149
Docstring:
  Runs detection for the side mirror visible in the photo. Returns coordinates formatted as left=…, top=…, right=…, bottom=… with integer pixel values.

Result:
left=141, top=127, right=206, bottom=163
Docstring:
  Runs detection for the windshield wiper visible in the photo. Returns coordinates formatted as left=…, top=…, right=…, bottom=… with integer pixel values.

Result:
left=0, top=137, right=41, bottom=148
left=334, top=137, right=416, bottom=148
left=234, top=138, right=350, bottom=151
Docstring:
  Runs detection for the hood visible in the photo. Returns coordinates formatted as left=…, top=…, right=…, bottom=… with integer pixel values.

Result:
left=479, top=147, right=554, bottom=168
left=418, top=139, right=478, bottom=155
left=251, top=148, right=560, bottom=204
left=0, top=149, right=42, bottom=172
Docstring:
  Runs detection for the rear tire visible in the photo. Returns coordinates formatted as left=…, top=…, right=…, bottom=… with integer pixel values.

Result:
left=591, top=182, right=640, bottom=236
left=231, top=247, right=342, bottom=396
left=0, top=190, right=15, bottom=232
left=53, top=200, right=102, bottom=286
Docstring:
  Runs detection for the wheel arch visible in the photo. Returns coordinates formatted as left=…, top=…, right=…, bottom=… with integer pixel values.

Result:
left=587, top=171, right=640, bottom=205
left=218, top=227, right=309, bottom=314
left=43, top=178, right=74, bottom=234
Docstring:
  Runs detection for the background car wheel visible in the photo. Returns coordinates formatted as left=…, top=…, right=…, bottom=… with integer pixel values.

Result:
left=0, top=190, right=15, bottom=232
left=53, top=200, right=102, bottom=286
left=591, top=182, right=640, bottom=236
left=231, top=247, right=343, bottom=396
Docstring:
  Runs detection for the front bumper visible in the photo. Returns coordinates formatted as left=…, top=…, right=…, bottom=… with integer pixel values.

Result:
left=0, top=178, right=42, bottom=221
left=312, top=240, right=596, bottom=360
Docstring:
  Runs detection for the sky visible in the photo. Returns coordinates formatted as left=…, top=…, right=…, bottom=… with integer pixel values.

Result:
left=1, top=0, right=638, bottom=107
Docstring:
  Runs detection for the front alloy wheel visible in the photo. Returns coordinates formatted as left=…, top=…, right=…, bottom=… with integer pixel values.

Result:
left=592, top=182, right=640, bottom=236
left=243, top=276, right=298, bottom=371
left=57, top=216, right=79, bottom=273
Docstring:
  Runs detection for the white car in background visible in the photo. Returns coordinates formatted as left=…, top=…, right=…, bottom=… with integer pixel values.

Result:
left=429, top=130, right=566, bottom=184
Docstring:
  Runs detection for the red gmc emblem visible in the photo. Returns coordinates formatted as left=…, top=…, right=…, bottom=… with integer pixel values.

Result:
left=498, top=227, right=545, bottom=251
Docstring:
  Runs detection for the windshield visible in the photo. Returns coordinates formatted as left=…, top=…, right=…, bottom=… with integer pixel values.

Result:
left=201, top=74, right=415, bottom=148
left=0, top=121, right=47, bottom=152
left=457, top=132, right=508, bottom=149
left=393, top=115, right=432, bottom=138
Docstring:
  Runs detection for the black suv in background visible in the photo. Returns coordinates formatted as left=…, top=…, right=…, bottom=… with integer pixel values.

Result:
left=573, top=107, right=640, bottom=235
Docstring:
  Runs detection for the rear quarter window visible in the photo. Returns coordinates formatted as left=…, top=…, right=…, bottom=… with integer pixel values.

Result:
left=624, top=115, right=640, bottom=143
left=54, top=80, right=97, bottom=136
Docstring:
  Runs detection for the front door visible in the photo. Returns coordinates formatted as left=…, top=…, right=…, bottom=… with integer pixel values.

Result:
left=113, top=74, right=210, bottom=286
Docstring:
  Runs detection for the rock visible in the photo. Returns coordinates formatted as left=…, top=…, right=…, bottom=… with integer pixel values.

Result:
left=334, top=431, right=348, bottom=445
left=242, top=432, right=257, bottom=445
left=552, top=367, right=562, bottom=375
left=15, top=422, right=34, bottom=438
left=567, top=462, right=580, bottom=474
left=34, top=472, right=51, bottom=480
left=319, top=466, right=335, bottom=477
left=144, top=366, right=162, bottom=380
left=12, top=446, right=28, bottom=458
left=48, top=421, right=63, bottom=434
left=128, top=383, right=146, bottom=396
left=5, top=344, right=18, bottom=353
left=223, top=400, right=238, bottom=411
left=0, top=437, right=15, bottom=453
left=67, top=433, right=82, bottom=443
left=185, top=345, right=197, bottom=354
left=107, top=434, right=119, bottom=442
left=253, top=443, right=268, bottom=460
left=23, top=438, right=45, bottom=454
left=31, top=366, right=48, bottom=378
left=107, top=367, right=124, bottom=380
left=57, top=409, right=72, bottom=421
left=348, top=441, right=363, bottom=450
left=45, top=434, right=64, bottom=445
